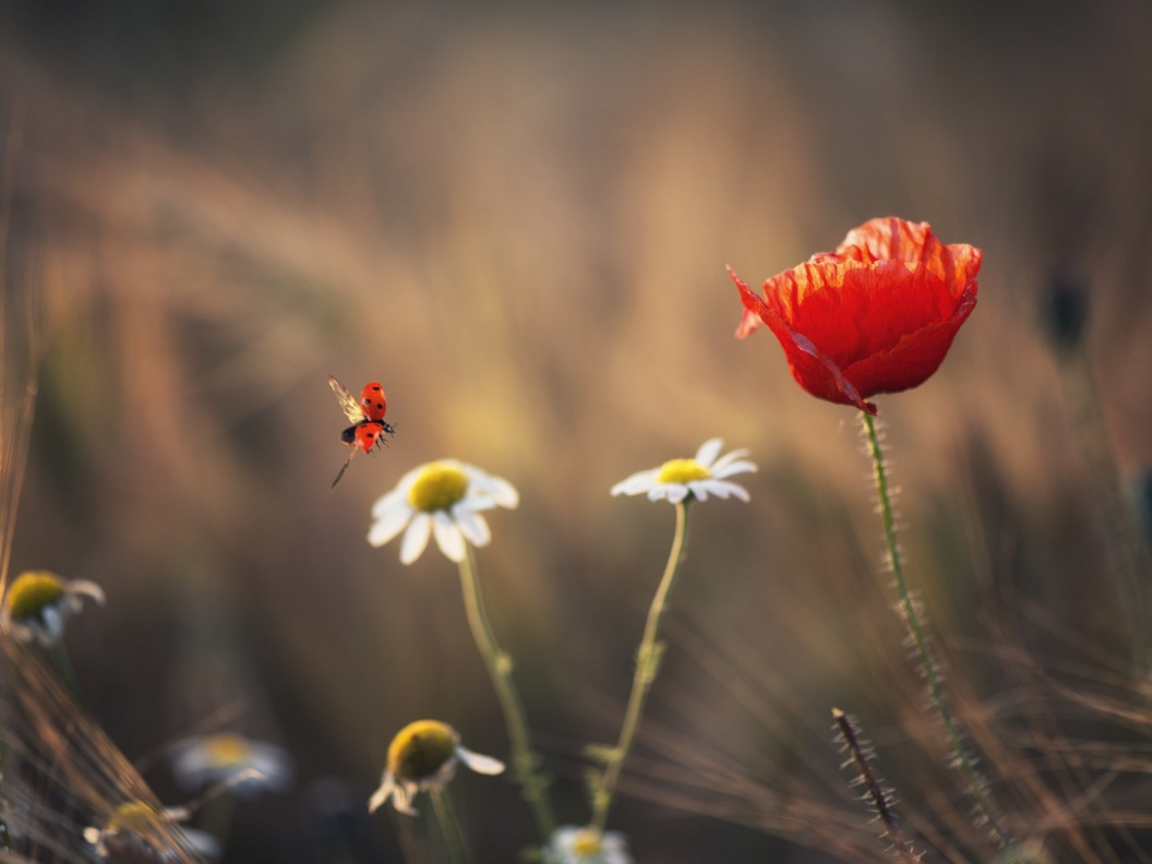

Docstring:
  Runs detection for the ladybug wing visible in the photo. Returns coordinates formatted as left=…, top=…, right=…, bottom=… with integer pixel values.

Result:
left=359, top=382, right=388, bottom=422
left=329, top=376, right=366, bottom=425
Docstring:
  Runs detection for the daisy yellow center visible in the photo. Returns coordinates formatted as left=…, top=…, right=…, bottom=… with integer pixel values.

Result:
left=202, top=733, right=251, bottom=767
left=5, top=571, right=65, bottom=620
left=656, top=458, right=709, bottom=484
left=388, top=720, right=457, bottom=782
left=572, top=831, right=603, bottom=856
left=408, top=463, right=469, bottom=513
left=108, top=801, right=165, bottom=834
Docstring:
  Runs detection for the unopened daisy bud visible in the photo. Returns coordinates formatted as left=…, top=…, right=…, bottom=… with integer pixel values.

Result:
left=1, top=570, right=105, bottom=647
left=368, top=720, right=505, bottom=815
left=547, top=825, right=633, bottom=864
left=368, top=460, right=519, bottom=564
left=611, top=438, right=756, bottom=504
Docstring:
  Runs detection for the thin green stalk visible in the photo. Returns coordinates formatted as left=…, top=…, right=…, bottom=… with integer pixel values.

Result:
left=49, top=641, right=83, bottom=705
left=590, top=499, right=691, bottom=833
left=430, top=787, right=467, bottom=864
left=861, top=411, right=1009, bottom=846
left=456, top=549, right=556, bottom=841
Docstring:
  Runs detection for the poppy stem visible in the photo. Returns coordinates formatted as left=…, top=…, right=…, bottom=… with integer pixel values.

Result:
left=590, top=499, right=691, bottom=833
left=861, top=411, right=1010, bottom=847
left=430, top=786, right=468, bottom=864
left=456, top=548, right=557, bottom=842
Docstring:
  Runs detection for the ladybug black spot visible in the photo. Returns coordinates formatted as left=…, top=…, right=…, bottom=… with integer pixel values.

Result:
left=376, top=402, right=384, bottom=410
left=371, top=385, right=382, bottom=391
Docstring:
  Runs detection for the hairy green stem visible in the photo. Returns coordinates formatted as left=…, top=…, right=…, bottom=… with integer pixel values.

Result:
left=457, top=549, right=556, bottom=841
left=590, top=499, right=691, bottom=833
left=862, top=411, right=1009, bottom=846
left=430, top=787, right=467, bottom=864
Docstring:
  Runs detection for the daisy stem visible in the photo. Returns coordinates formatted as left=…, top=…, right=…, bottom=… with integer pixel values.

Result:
left=48, top=640, right=83, bottom=704
left=590, top=499, right=691, bottom=834
left=429, top=786, right=467, bottom=864
left=457, top=548, right=556, bottom=841
left=861, top=411, right=1009, bottom=846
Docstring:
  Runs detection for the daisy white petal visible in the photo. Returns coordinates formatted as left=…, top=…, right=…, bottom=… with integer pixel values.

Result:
left=694, top=438, right=724, bottom=469
left=370, top=488, right=407, bottom=519
left=688, top=482, right=710, bottom=502
left=467, top=469, right=519, bottom=508
left=368, top=773, right=395, bottom=813
left=432, top=513, right=467, bottom=562
left=458, top=495, right=498, bottom=513
left=709, top=448, right=751, bottom=474
left=696, top=479, right=750, bottom=501
left=611, top=468, right=661, bottom=497
left=400, top=514, right=433, bottom=565
left=68, top=580, right=106, bottom=606
left=368, top=504, right=413, bottom=547
left=454, top=746, right=505, bottom=775
left=453, top=506, right=492, bottom=547
left=712, top=459, right=757, bottom=479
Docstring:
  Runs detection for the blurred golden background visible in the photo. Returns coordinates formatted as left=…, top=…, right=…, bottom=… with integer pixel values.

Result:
left=3, top=1, right=1152, bottom=861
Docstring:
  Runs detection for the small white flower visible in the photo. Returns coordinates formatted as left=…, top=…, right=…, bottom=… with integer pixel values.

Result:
left=368, top=720, right=505, bottom=815
left=547, top=825, right=633, bottom=864
left=368, top=459, right=519, bottom=564
left=82, top=800, right=220, bottom=862
left=171, top=732, right=293, bottom=797
left=610, top=438, right=756, bottom=504
left=1, top=570, right=105, bottom=647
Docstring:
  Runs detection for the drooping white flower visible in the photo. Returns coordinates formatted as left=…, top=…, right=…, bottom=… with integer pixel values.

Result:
left=368, top=460, right=518, bottom=564
left=1, top=570, right=105, bottom=647
left=82, top=800, right=220, bottom=862
left=610, top=438, right=756, bottom=504
left=171, top=732, right=293, bottom=797
left=547, top=825, right=633, bottom=864
left=368, top=720, right=505, bottom=815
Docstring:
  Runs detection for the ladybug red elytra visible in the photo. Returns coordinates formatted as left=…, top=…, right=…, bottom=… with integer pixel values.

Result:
left=329, top=377, right=396, bottom=487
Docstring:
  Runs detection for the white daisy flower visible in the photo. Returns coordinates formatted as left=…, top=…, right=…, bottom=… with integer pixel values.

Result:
left=547, top=825, right=633, bottom=864
left=171, top=732, right=293, bottom=797
left=1, top=570, right=105, bottom=647
left=83, top=800, right=221, bottom=862
left=368, top=720, right=505, bottom=815
left=610, top=438, right=756, bottom=504
left=368, top=459, right=519, bottom=564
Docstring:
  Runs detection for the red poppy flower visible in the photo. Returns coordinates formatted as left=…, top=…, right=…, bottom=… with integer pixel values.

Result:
left=731, top=217, right=981, bottom=414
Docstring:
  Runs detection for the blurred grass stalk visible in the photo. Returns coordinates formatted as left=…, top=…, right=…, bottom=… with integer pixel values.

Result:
left=1041, top=279, right=1152, bottom=688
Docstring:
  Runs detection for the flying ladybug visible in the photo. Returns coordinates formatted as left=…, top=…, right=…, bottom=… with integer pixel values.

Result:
left=329, top=376, right=396, bottom=487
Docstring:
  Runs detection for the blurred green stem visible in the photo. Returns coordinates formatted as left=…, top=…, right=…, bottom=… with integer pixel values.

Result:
left=456, top=549, right=556, bottom=842
left=430, top=787, right=467, bottom=864
left=861, top=411, right=1009, bottom=846
left=49, top=641, right=83, bottom=705
left=590, top=499, right=691, bottom=833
